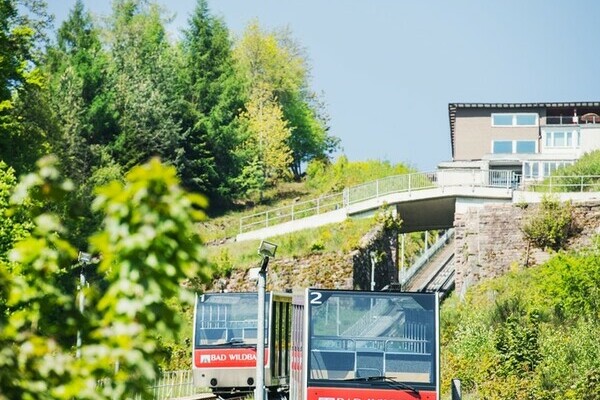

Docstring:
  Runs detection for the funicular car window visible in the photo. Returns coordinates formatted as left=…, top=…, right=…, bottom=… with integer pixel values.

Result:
left=308, top=290, right=436, bottom=386
left=195, top=293, right=270, bottom=346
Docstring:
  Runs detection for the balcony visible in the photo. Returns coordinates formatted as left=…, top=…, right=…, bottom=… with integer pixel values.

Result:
left=545, top=112, right=600, bottom=125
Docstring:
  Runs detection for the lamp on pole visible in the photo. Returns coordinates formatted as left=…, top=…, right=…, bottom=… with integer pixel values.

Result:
left=256, top=240, right=277, bottom=400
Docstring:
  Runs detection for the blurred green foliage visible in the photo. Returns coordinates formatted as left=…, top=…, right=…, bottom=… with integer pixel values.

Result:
left=0, top=156, right=212, bottom=399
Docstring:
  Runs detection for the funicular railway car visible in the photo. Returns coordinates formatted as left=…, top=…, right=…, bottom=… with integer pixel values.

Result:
left=192, top=291, right=293, bottom=399
left=291, top=289, right=440, bottom=400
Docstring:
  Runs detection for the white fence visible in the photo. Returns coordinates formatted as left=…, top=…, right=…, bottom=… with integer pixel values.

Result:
left=148, top=370, right=206, bottom=400
left=524, top=175, right=600, bottom=192
left=239, top=169, right=517, bottom=234
left=99, top=370, right=208, bottom=400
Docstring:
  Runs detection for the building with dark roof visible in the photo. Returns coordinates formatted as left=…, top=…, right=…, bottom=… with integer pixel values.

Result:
left=440, top=102, right=600, bottom=182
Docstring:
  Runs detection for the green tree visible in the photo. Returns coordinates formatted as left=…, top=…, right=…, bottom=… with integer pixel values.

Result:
left=108, top=0, right=183, bottom=171
left=0, top=161, right=33, bottom=259
left=0, top=155, right=211, bottom=399
left=240, top=85, right=293, bottom=187
left=521, top=195, right=575, bottom=251
left=0, top=0, right=52, bottom=175
left=234, top=21, right=338, bottom=180
left=47, top=0, right=117, bottom=170
left=177, top=0, right=246, bottom=204
left=45, top=1, right=121, bottom=247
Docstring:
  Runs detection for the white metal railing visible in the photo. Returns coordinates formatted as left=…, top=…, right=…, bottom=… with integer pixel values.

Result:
left=239, top=191, right=344, bottom=233
left=148, top=370, right=206, bottom=400
left=545, top=115, right=579, bottom=125
left=523, top=175, right=600, bottom=193
left=99, top=370, right=208, bottom=400
left=239, top=169, right=517, bottom=234
left=399, top=229, right=455, bottom=286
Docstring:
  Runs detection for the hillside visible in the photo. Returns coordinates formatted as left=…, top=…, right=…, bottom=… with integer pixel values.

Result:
left=440, top=237, right=600, bottom=399
left=202, top=178, right=600, bottom=399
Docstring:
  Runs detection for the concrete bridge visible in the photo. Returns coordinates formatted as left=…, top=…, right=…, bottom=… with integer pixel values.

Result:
left=236, top=169, right=600, bottom=242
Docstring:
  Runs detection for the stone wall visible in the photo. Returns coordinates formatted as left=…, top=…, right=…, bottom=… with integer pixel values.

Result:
left=351, top=223, right=399, bottom=291
left=214, top=222, right=399, bottom=293
left=454, top=200, right=600, bottom=297
left=218, top=252, right=355, bottom=293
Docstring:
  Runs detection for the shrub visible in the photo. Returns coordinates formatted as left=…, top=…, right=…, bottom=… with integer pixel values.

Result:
left=521, top=195, right=574, bottom=250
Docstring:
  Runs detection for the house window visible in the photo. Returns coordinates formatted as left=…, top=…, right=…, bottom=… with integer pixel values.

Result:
left=524, top=161, right=539, bottom=179
left=523, top=161, right=574, bottom=180
left=516, top=114, right=538, bottom=126
left=492, top=114, right=514, bottom=126
left=493, top=141, right=513, bottom=153
left=492, top=113, right=538, bottom=127
left=516, top=141, right=536, bottom=153
left=492, top=140, right=537, bottom=154
left=544, top=130, right=579, bottom=148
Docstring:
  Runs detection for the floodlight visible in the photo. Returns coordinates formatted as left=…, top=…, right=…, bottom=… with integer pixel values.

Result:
left=258, top=240, right=277, bottom=258
left=78, top=251, right=92, bottom=263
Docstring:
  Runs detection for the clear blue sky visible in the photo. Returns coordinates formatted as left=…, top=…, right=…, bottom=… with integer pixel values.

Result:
left=46, top=0, right=600, bottom=171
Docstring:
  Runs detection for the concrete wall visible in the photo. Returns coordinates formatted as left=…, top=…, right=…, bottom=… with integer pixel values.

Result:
left=453, top=200, right=600, bottom=297
left=454, top=107, right=543, bottom=160
left=580, top=126, right=600, bottom=154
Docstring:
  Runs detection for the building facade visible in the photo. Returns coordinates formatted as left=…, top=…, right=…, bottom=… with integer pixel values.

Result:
left=440, top=102, right=600, bottom=183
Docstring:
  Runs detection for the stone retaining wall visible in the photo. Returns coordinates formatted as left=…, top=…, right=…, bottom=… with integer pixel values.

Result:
left=454, top=200, right=600, bottom=296
left=214, top=222, right=399, bottom=293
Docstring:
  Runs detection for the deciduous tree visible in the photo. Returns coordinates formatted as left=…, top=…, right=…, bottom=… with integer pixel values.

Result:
left=0, top=0, right=52, bottom=175
left=0, top=156, right=210, bottom=399
left=234, top=21, right=338, bottom=180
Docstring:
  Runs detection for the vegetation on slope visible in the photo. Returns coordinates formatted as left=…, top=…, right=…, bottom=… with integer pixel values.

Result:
left=441, top=238, right=600, bottom=399
left=531, top=150, right=600, bottom=192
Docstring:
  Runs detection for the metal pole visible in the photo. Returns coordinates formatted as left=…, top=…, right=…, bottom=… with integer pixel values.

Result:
left=451, top=378, right=462, bottom=400
left=370, top=252, right=376, bottom=291
left=76, top=269, right=85, bottom=358
left=400, top=233, right=405, bottom=286
left=256, top=256, right=269, bottom=400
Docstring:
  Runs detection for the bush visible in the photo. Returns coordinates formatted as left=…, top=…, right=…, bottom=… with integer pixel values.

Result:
left=521, top=195, right=574, bottom=250
left=305, top=156, right=413, bottom=194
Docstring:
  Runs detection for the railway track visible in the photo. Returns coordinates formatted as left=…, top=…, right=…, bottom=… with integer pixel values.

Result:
left=421, top=254, right=455, bottom=298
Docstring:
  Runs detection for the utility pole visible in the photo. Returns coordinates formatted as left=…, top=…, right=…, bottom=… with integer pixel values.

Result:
left=76, top=251, right=91, bottom=359
left=370, top=251, right=377, bottom=291
left=256, top=241, right=277, bottom=400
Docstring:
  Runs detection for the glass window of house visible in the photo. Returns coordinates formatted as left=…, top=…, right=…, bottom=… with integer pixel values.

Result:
left=554, top=131, right=566, bottom=147
left=543, top=162, right=553, bottom=177
left=532, top=162, right=539, bottom=178
left=524, top=161, right=540, bottom=179
left=493, top=140, right=513, bottom=153
left=492, top=114, right=514, bottom=126
left=492, top=113, right=538, bottom=127
left=545, top=130, right=579, bottom=148
left=515, top=114, right=537, bottom=126
left=516, top=141, right=536, bottom=153
left=524, top=162, right=532, bottom=178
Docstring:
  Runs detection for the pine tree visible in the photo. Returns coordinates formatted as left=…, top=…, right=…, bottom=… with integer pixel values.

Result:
left=108, top=0, right=184, bottom=171
left=178, top=0, right=246, bottom=204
